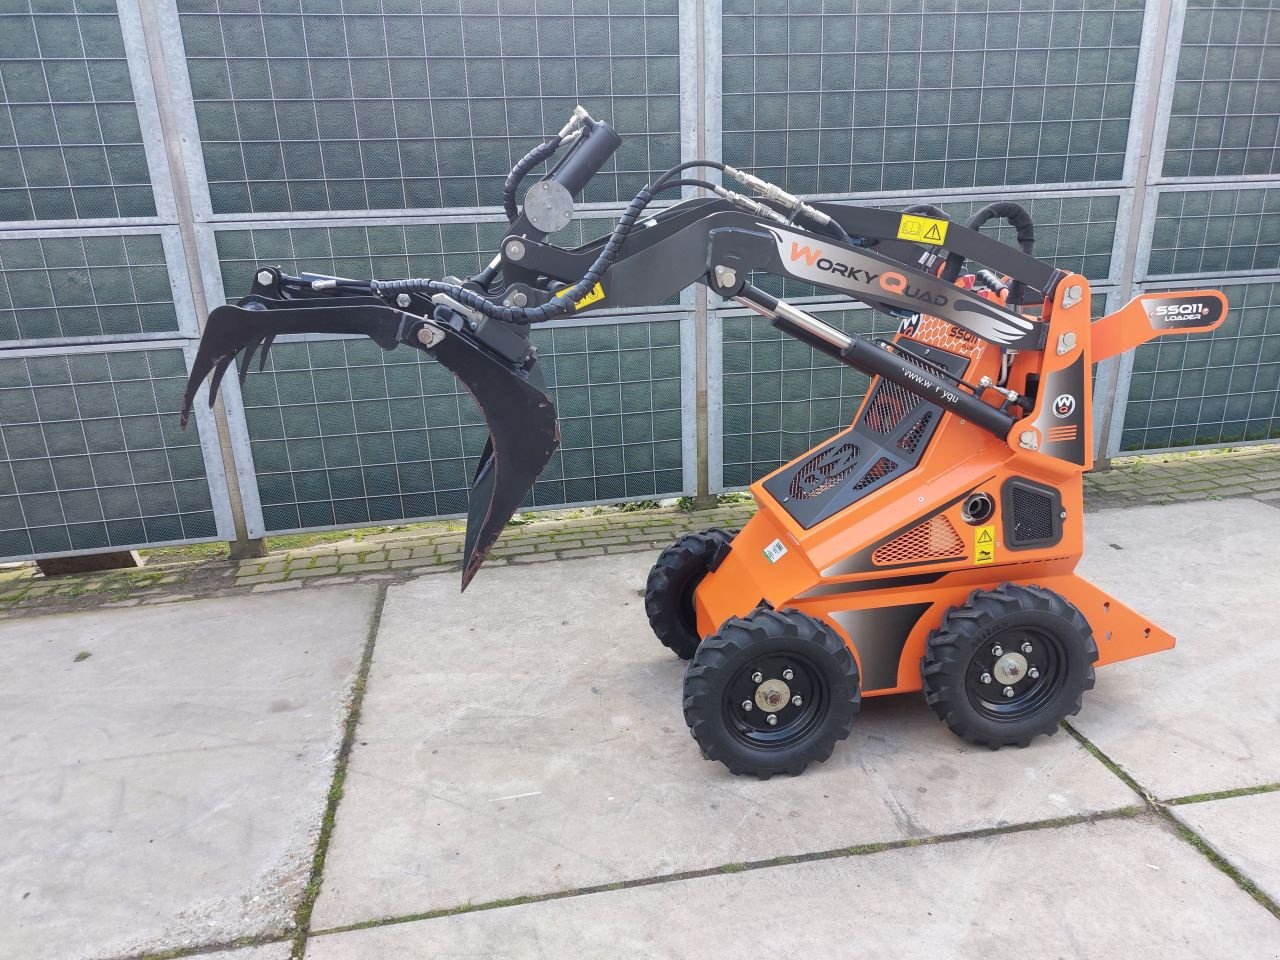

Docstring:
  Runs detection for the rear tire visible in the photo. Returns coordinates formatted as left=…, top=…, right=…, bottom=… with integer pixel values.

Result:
left=921, top=583, right=1097, bottom=748
left=644, top=529, right=735, bottom=659
left=683, top=608, right=860, bottom=778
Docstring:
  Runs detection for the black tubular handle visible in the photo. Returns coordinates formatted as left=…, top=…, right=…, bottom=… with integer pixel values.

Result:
left=966, top=201, right=1035, bottom=253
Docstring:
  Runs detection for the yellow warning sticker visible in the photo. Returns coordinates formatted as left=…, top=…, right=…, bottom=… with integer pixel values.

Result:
left=974, top=525, right=995, bottom=565
left=554, top=281, right=606, bottom=310
left=897, top=214, right=948, bottom=246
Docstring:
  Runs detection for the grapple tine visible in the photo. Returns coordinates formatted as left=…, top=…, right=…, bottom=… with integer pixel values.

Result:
left=258, top=334, right=277, bottom=372
left=207, top=353, right=237, bottom=410
left=181, top=300, right=405, bottom=430
left=428, top=329, right=558, bottom=590
left=239, top=339, right=263, bottom=385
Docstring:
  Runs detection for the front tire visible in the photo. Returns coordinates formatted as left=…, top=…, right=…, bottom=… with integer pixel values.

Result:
left=921, top=583, right=1097, bottom=748
left=683, top=608, right=860, bottom=778
left=644, top=529, right=735, bottom=660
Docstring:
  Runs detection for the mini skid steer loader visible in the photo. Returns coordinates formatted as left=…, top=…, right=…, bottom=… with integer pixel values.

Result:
left=182, top=108, right=1227, bottom=777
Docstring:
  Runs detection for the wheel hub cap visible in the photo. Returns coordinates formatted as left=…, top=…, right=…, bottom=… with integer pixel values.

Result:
left=754, top=678, right=791, bottom=713
left=993, top=651, right=1028, bottom=685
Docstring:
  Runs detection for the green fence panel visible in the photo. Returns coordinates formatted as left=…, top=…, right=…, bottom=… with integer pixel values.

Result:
left=175, top=0, right=682, bottom=214
left=1146, top=187, right=1280, bottom=278
left=1162, top=0, right=1280, bottom=179
left=722, top=0, right=1144, bottom=194
left=1122, top=280, right=1280, bottom=451
left=0, top=0, right=155, bottom=222
left=0, top=346, right=224, bottom=559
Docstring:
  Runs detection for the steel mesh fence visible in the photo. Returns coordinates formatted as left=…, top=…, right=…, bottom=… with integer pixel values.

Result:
left=0, top=0, right=1276, bottom=562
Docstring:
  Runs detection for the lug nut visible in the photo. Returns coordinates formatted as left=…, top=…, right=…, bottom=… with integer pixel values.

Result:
left=991, top=645, right=1003, bottom=657
left=751, top=671, right=763, bottom=683
left=1021, top=641, right=1033, bottom=654
left=1003, top=686, right=1015, bottom=698
left=741, top=700, right=752, bottom=711
left=256, top=269, right=273, bottom=286
left=980, top=672, right=993, bottom=684
left=1028, top=667, right=1040, bottom=679
left=782, top=668, right=794, bottom=681
left=766, top=714, right=778, bottom=726
left=791, top=695, right=803, bottom=707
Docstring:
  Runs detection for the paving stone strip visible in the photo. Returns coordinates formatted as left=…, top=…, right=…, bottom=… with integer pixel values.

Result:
left=1, top=446, right=1277, bottom=618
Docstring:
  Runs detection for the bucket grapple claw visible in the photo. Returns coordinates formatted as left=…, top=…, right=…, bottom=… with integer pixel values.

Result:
left=181, top=284, right=559, bottom=588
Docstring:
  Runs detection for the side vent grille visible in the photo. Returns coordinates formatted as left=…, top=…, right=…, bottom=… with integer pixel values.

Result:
left=1008, top=484, right=1055, bottom=542
left=863, top=379, right=917, bottom=435
left=872, top=515, right=966, bottom=565
left=897, top=412, right=934, bottom=453
left=790, top=442, right=860, bottom=500
left=852, top=456, right=898, bottom=491
left=1002, top=477, right=1064, bottom=549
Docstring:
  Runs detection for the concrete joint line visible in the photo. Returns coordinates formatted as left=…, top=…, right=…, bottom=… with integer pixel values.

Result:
left=109, top=934, right=291, bottom=960
left=291, top=585, right=390, bottom=959
left=305, top=807, right=1146, bottom=942
left=1063, top=721, right=1280, bottom=921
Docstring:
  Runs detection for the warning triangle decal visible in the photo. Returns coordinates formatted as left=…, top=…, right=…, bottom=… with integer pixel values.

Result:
left=923, top=223, right=943, bottom=242
left=977, top=528, right=993, bottom=543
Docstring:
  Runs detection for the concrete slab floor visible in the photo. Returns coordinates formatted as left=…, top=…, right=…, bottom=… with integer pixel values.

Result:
left=305, top=815, right=1280, bottom=959
left=1072, top=500, right=1280, bottom=798
left=0, top=587, right=378, bottom=960
left=1170, top=790, right=1280, bottom=906
left=312, top=554, right=1137, bottom=929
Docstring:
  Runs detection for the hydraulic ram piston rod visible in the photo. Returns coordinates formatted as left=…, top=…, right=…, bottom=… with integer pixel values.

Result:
left=733, top=285, right=1017, bottom=441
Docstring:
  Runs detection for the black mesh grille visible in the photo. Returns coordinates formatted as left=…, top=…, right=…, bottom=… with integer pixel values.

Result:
left=863, top=379, right=917, bottom=435
left=1009, top=484, right=1054, bottom=543
left=897, top=412, right=934, bottom=453
left=853, top=456, right=898, bottom=490
left=790, top=442, right=860, bottom=500
left=862, top=348, right=949, bottom=436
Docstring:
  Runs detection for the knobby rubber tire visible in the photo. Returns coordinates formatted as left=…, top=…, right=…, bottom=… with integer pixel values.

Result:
left=683, top=608, right=860, bottom=778
left=921, top=582, right=1098, bottom=749
left=644, top=529, right=736, bottom=660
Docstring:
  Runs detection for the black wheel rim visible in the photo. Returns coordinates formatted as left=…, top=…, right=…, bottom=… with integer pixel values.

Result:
left=965, top=626, right=1066, bottom=722
left=722, top=652, right=829, bottom=748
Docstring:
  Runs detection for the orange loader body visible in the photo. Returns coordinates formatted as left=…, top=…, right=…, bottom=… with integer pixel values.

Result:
left=694, top=277, right=1228, bottom=697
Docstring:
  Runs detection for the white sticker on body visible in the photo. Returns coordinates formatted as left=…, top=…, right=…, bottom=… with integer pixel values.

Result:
left=763, top=538, right=788, bottom=563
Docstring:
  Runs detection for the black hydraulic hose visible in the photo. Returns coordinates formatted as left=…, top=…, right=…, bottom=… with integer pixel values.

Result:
left=502, top=135, right=563, bottom=223
left=652, top=159, right=728, bottom=190
left=655, top=177, right=720, bottom=193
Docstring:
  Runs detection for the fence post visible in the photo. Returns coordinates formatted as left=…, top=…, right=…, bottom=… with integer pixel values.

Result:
left=128, top=0, right=265, bottom=559
left=685, top=0, right=721, bottom=507
left=1093, top=0, right=1184, bottom=467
